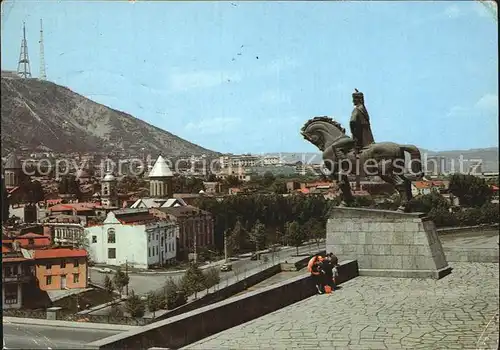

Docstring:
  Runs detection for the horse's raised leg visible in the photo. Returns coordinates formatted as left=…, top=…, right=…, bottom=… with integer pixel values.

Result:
left=379, top=173, right=407, bottom=212
left=337, top=174, right=354, bottom=207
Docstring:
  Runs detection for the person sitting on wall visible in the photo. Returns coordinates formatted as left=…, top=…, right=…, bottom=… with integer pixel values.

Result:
left=310, top=256, right=324, bottom=294
left=321, top=253, right=339, bottom=292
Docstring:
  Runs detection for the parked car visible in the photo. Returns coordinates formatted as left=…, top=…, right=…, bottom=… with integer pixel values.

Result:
left=220, top=263, right=232, bottom=272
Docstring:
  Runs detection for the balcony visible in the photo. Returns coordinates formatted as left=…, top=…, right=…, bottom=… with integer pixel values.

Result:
left=2, top=274, right=34, bottom=283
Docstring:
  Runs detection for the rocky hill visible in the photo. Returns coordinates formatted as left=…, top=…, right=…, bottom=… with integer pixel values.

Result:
left=1, top=75, right=217, bottom=156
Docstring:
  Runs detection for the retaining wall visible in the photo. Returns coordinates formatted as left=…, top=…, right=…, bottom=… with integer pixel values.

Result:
left=87, top=260, right=359, bottom=350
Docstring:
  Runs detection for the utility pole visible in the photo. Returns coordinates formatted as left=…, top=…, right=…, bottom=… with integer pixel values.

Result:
left=224, top=229, right=228, bottom=263
left=125, top=258, right=129, bottom=296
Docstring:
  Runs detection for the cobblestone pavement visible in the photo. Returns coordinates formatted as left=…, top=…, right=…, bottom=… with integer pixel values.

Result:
left=185, top=263, right=499, bottom=350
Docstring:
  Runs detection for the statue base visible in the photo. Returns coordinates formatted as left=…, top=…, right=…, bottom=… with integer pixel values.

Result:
left=326, top=207, right=452, bottom=279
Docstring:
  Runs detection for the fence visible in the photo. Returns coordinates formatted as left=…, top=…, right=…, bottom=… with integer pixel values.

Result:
left=59, top=312, right=152, bottom=326
left=2, top=308, right=46, bottom=319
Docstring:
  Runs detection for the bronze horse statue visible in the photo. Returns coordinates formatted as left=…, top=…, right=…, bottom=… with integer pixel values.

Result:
left=301, top=116, right=423, bottom=211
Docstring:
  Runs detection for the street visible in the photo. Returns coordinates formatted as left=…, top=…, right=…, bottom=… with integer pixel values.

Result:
left=2, top=322, right=124, bottom=349
left=89, top=242, right=325, bottom=296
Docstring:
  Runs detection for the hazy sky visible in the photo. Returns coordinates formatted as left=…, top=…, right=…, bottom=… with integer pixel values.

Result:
left=1, top=1, right=498, bottom=154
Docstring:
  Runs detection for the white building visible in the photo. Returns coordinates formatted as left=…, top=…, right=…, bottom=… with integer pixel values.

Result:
left=85, top=208, right=178, bottom=269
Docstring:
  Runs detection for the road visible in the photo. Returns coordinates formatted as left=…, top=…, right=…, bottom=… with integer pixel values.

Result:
left=87, top=242, right=324, bottom=317
left=2, top=322, right=124, bottom=349
left=89, top=241, right=325, bottom=297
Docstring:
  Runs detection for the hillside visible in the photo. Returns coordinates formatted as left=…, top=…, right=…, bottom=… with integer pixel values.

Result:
left=0, top=75, right=217, bottom=156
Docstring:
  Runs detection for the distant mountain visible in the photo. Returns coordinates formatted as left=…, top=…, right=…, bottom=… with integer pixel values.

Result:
left=268, top=147, right=499, bottom=172
left=1, top=74, right=217, bottom=157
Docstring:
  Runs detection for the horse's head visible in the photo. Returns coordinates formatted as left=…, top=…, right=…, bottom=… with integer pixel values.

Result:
left=300, top=116, right=346, bottom=151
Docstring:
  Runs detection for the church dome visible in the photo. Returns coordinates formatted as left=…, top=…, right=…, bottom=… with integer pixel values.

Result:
left=103, top=173, right=116, bottom=182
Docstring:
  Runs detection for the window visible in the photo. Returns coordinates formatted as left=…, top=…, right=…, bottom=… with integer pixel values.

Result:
left=148, top=247, right=151, bottom=257
left=92, top=235, right=97, bottom=243
left=148, top=234, right=151, bottom=242
left=161, top=237, right=164, bottom=246
left=4, top=284, right=18, bottom=304
left=156, top=234, right=159, bottom=241
left=46, top=276, right=52, bottom=285
left=46, top=263, right=52, bottom=270
left=61, top=260, right=66, bottom=268
left=74, top=259, right=79, bottom=268
left=107, top=228, right=116, bottom=243
left=108, top=248, right=116, bottom=259
left=73, top=273, right=80, bottom=283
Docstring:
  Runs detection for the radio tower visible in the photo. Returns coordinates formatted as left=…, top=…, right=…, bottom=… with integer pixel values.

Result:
left=17, top=22, right=32, bottom=79
left=39, top=19, right=46, bottom=80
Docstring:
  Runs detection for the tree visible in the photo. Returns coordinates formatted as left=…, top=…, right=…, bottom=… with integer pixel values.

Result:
left=108, top=304, right=123, bottom=317
left=407, top=192, right=450, bottom=214
left=449, top=174, right=492, bottom=207
left=104, top=275, right=114, bottom=295
left=249, top=220, right=267, bottom=253
left=203, top=267, right=221, bottom=291
left=26, top=180, right=45, bottom=203
left=124, top=291, right=145, bottom=318
left=286, top=221, right=305, bottom=256
left=146, top=291, right=163, bottom=318
left=181, top=263, right=206, bottom=299
left=2, top=175, right=9, bottom=223
left=262, top=171, right=276, bottom=187
left=164, top=278, right=186, bottom=309
left=303, top=218, right=325, bottom=248
left=112, top=268, right=129, bottom=295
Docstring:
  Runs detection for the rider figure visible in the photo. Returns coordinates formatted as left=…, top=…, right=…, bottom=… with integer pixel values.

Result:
left=350, top=89, right=375, bottom=154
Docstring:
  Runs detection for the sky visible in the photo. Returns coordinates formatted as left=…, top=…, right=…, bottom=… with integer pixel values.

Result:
left=1, top=1, right=498, bottom=155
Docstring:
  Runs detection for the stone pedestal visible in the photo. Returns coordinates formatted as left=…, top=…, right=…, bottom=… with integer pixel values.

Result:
left=326, top=207, right=452, bottom=279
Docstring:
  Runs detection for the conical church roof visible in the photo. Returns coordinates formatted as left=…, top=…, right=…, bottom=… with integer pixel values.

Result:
left=4, top=153, right=22, bottom=170
left=148, top=155, right=173, bottom=178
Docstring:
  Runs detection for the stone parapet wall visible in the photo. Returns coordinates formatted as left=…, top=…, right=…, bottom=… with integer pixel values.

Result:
left=87, top=260, right=359, bottom=350
left=327, top=207, right=452, bottom=279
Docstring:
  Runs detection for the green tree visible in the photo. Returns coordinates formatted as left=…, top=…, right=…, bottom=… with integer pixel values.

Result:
left=407, top=192, right=450, bottom=214
left=164, top=278, right=186, bottom=309
left=449, top=174, right=492, bottom=207
left=286, top=221, right=305, bottom=256
left=108, top=304, right=123, bottom=317
left=113, top=268, right=130, bottom=295
left=104, top=275, right=114, bottom=295
left=262, top=171, right=276, bottom=187
left=124, top=291, right=145, bottom=318
left=203, top=267, right=221, bottom=291
left=249, top=220, right=267, bottom=252
left=181, top=263, right=206, bottom=299
left=303, top=218, right=325, bottom=248
left=146, top=291, right=163, bottom=318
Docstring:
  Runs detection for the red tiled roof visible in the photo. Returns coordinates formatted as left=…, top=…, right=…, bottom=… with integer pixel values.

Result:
left=413, top=181, right=432, bottom=189
left=49, top=203, right=96, bottom=212
left=18, top=232, right=46, bottom=239
left=2, top=246, right=11, bottom=253
left=118, top=214, right=158, bottom=224
left=46, top=199, right=63, bottom=205
left=34, top=248, right=87, bottom=259
left=491, top=185, right=499, bottom=191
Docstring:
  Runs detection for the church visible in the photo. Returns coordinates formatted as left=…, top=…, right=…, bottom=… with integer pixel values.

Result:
left=129, top=155, right=187, bottom=209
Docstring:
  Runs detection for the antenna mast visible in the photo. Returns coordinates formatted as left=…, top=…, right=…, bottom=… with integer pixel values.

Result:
left=17, top=22, right=32, bottom=79
left=39, top=19, right=47, bottom=80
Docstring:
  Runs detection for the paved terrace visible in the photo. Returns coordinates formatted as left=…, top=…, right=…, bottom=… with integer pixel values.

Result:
left=186, top=262, right=499, bottom=350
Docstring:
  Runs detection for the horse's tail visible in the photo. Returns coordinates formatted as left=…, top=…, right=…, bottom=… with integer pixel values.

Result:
left=400, top=144, right=424, bottom=180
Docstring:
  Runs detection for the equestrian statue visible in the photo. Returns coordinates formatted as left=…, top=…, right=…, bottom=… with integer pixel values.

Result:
left=301, top=89, right=423, bottom=211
